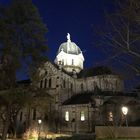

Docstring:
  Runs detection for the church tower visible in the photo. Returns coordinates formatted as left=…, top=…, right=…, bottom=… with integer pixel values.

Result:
left=54, top=33, right=84, bottom=74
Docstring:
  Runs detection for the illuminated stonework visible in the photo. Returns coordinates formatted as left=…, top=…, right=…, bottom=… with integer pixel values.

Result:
left=54, top=33, right=84, bottom=73
left=12, top=34, right=139, bottom=136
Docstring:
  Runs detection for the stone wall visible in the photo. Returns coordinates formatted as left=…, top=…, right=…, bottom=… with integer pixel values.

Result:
left=76, top=75, right=123, bottom=94
left=61, top=105, right=92, bottom=133
left=95, top=126, right=140, bottom=138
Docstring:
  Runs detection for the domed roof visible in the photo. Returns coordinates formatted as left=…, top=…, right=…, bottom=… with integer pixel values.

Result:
left=57, top=33, right=82, bottom=55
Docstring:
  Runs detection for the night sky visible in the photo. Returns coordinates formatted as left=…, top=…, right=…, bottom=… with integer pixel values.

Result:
left=0, top=0, right=110, bottom=67
left=32, top=0, right=110, bottom=68
left=0, top=0, right=139, bottom=90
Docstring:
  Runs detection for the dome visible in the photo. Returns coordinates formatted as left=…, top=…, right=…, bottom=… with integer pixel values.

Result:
left=54, top=33, right=84, bottom=74
left=57, top=33, right=81, bottom=55
left=58, top=42, right=81, bottom=55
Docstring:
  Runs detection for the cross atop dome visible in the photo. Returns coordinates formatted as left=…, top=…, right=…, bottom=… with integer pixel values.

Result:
left=67, top=33, right=71, bottom=42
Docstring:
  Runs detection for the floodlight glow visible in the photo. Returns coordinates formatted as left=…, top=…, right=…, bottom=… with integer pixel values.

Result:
left=38, top=119, right=42, bottom=124
left=122, top=106, right=128, bottom=115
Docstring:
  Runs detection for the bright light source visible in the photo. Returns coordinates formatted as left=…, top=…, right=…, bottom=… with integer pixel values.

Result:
left=109, top=111, right=113, bottom=121
left=38, top=119, right=42, bottom=124
left=122, top=106, right=128, bottom=115
left=81, top=111, right=85, bottom=121
left=65, top=111, right=69, bottom=121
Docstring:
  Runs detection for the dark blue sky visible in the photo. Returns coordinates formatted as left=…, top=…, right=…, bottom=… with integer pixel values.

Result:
left=0, top=0, right=139, bottom=90
left=0, top=0, right=111, bottom=68
left=32, top=0, right=110, bottom=68
left=32, top=0, right=139, bottom=90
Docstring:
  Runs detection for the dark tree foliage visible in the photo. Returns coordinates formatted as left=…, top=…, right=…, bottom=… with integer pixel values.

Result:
left=0, top=0, right=48, bottom=89
left=0, top=0, right=48, bottom=139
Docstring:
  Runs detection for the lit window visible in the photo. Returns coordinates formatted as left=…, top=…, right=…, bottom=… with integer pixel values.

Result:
left=81, top=111, right=85, bottom=121
left=65, top=111, right=69, bottom=121
left=108, top=112, right=113, bottom=122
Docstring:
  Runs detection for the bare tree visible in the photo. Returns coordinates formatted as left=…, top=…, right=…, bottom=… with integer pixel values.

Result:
left=94, top=0, right=140, bottom=79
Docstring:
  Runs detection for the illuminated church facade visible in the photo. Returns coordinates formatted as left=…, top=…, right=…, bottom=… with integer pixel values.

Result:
left=35, top=34, right=133, bottom=133
left=15, top=34, right=139, bottom=135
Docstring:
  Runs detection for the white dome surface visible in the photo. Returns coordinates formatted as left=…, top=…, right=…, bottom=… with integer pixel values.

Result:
left=58, top=42, right=81, bottom=55
left=54, top=33, right=84, bottom=74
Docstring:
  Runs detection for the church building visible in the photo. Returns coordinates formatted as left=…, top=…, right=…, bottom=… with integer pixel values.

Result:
left=14, top=34, right=140, bottom=136
left=35, top=34, right=139, bottom=133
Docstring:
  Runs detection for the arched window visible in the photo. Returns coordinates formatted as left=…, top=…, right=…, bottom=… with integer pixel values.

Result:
left=40, top=80, right=43, bottom=88
left=71, top=83, right=73, bottom=91
left=20, top=112, right=23, bottom=122
left=104, top=80, right=109, bottom=90
left=45, top=71, right=48, bottom=75
left=81, top=83, right=84, bottom=91
left=80, top=111, right=85, bottom=121
left=44, top=78, right=47, bottom=88
left=115, top=80, right=118, bottom=89
left=63, top=80, right=66, bottom=88
left=58, top=60, right=61, bottom=65
left=49, top=78, right=52, bottom=88
left=93, top=81, right=97, bottom=88
left=33, top=108, right=36, bottom=120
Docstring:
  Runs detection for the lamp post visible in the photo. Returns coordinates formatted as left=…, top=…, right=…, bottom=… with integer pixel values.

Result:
left=38, top=119, right=42, bottom=140
left=121, top=106, right=128, bottom=127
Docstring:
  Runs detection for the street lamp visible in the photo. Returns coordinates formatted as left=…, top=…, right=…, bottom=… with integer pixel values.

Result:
left=121, top=106, right=128, bottom=127
left=38, top=119, right=42, bottom=124
left=38, top=119, right=42, bottom=140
